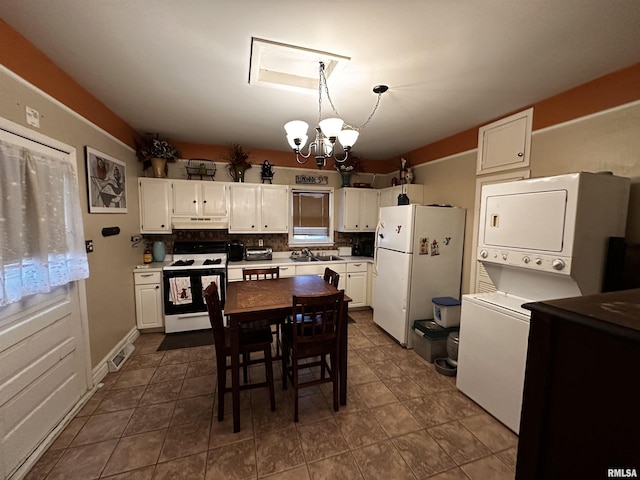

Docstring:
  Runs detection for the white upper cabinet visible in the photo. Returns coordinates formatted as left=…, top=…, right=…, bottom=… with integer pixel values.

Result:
left=172, top=180, right=227, bottom=217
left=261, top=184, right=289, bottom=232
left=228, top=183, right=289, bottom=233
left=139, top=178, right=171, bottom=234
left=336, top=188, right=379, bottom=232
left=477, top=108, right=533, bottom=175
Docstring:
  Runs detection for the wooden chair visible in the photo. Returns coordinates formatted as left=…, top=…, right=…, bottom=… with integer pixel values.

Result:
left=243, top=267, right=280, bottom=281
left=242, top=267, right=284, bottom=362
left=282, top=290, right=345, bottom=422
left=323, top=267, right=340, bottom=288
left=203, top=284, right=275, bottom=422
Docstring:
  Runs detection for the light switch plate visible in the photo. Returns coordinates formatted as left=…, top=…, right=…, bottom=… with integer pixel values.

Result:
left=26, top=106, right=40, bottom=128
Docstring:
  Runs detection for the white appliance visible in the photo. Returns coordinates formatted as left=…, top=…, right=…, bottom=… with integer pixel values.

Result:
left=373, top=205, right=466, bottom=347
left=457, top=172, right=630, bottom=433
left=162, top=241, right=227, bottom=333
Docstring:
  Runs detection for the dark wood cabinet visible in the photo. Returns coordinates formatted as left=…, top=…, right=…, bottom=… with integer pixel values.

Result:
left=516, top=289, right=640, bottom=479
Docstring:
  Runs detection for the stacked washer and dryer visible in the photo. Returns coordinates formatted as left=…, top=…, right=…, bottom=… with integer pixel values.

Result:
left=456, top=172, right=630, bottom=433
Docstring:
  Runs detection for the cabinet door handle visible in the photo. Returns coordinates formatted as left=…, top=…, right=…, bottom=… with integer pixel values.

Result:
left=193, top=200, right=197, bottom=203
left=353, top=263, right=362, bottom=267
left=155, top=285, right=160, bottom=289
left=141, top=273, right=154, bottom=277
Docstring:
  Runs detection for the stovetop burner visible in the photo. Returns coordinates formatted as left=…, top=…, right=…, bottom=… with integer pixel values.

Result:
left=203, top=258, right=222, bottom=265
left=171, top=259, right=195, bottom=267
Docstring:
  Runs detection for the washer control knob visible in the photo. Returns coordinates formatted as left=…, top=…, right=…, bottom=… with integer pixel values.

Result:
left=535, top=258, right=543, bottom=266
left=523, top=256, right=530, bottom=264
left=480, top=249, right=488, bottom=259
left=552, top=259, right=566, bottom=270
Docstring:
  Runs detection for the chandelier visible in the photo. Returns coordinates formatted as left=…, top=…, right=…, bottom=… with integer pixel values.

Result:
left=284, top=61, right=388, bottom=169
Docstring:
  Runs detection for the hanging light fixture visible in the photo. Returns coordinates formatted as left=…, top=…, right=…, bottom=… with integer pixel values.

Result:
left=284, top=61, right=388, bottom=169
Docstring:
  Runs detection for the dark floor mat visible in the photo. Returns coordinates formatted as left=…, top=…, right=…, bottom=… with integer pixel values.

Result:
left=157, top=329, right=213, bottom=351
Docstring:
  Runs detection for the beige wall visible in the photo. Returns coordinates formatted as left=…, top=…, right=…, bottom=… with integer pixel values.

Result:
left=0, top=69, right=142, bottom=367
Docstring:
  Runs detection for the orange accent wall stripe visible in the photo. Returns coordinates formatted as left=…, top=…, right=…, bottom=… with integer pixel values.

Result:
left=0, top=19, right=137, bottom=146
left=389, top=62, right=640, bottom=175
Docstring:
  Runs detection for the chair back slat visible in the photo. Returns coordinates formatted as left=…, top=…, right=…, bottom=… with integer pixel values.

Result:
left=243, top=267, right=280, bottom=281
left=323, top=267, right=340, bottom=288
left=291, top=291, right=344, bottom=345
left=203, top=283, right=226, bottom=355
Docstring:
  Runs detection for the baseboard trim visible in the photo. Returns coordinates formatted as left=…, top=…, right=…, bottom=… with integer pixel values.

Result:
left=93, top=327, right=140, bottom=385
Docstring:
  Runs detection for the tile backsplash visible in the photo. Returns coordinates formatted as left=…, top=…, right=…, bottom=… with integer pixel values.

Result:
left=143, top=230, right=375, bottom=254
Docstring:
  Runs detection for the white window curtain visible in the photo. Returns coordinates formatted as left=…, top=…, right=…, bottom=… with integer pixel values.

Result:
left=0, top=137, right=90, bottom=307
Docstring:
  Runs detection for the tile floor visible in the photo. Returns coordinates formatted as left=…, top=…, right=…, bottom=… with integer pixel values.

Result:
left=25, top=309, right=518, bottom=480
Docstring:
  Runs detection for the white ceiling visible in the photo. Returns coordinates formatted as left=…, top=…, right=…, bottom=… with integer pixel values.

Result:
left=1, top=1, right=640, bottom=160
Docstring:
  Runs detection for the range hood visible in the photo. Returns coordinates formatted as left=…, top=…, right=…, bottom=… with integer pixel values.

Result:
left=171, top=216, right=229, bottom=230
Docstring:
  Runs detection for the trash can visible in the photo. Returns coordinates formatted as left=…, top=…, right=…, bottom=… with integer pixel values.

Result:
left=412, top=319, right=459, bottom=363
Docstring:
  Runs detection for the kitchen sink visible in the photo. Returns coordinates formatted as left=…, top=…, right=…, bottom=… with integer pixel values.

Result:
left=290, top=256, right=319, bottom=262
left=315, top=255, right=344, bottom=261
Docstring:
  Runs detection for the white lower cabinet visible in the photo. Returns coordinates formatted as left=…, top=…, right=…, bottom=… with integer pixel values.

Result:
left=134, top=271, right=163, bottom=329
left=345, top=262, right=368, bottom=308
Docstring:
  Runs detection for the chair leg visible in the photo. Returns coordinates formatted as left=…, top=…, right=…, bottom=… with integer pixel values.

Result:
left=264, top=347, right=276, bottom=411
left=243, top=353, right=249, bottom=383
left=331, top=351, right=339, bottom=412
left=217, top=366, right=226, bottom=421
left=282, top=336, right=288, bottom=390
left=293, top=358, right=299, bottom=422
left=275, top=323, right=281, bottom=357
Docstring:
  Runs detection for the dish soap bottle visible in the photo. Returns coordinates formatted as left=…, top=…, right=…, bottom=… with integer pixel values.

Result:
left=143, top=245, right=153, bottom=264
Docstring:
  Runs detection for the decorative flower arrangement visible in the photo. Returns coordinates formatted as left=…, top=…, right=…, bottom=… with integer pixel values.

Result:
left=223, top=143, right=252, bottom=182
left=134, top=133, right=181, bottom=170
left=334, top=154, right=364, bottom=173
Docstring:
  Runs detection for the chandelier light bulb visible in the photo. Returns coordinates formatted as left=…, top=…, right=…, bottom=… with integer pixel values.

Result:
left=318, top=117, right=344, bottom=139
left=337, top=128, right=359, bottom=149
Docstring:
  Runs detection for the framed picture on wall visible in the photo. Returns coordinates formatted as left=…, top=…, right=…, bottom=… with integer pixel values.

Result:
left=85, top=146, right=127, bottom=213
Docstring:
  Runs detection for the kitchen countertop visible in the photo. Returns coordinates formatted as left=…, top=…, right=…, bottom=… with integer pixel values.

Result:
left=133, top=255, right=374, bottom=273
left=226, top=255, right=374, bottom=269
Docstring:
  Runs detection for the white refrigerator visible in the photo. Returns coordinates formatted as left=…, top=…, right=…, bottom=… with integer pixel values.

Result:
left=373, top=205, right=466, bottom=347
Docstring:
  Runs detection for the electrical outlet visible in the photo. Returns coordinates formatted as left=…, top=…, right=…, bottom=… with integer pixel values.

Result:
left=85, top=240, right=94, bottom=253
left=258, top=239, right=264, bottom=247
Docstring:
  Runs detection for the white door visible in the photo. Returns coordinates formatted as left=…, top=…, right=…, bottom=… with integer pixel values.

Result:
left=373, top=248, right=412, bottom=346
left=201, top=182, right=227, bottom=217
left=228, top=184, right=260, bottom=232
left=261, top=185, right=288, bottom=232
left=360, top=189, right=379, bottom=231
left=171, top=180, right=200, bottom=216
left=0, top=120, right=91, bottom=479
left=377, top=205, right=415, bottom=253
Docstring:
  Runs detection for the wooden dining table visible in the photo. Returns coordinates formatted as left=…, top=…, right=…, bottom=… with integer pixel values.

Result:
left=224, top=275, right=351, bottom=432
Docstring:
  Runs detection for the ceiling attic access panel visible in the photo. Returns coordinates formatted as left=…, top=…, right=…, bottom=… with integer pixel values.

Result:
left=249, top=38, right=350, bottom=94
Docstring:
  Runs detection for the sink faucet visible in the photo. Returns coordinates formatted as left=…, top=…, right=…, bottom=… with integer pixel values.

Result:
left=301, top=248, right=312, bottom=257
